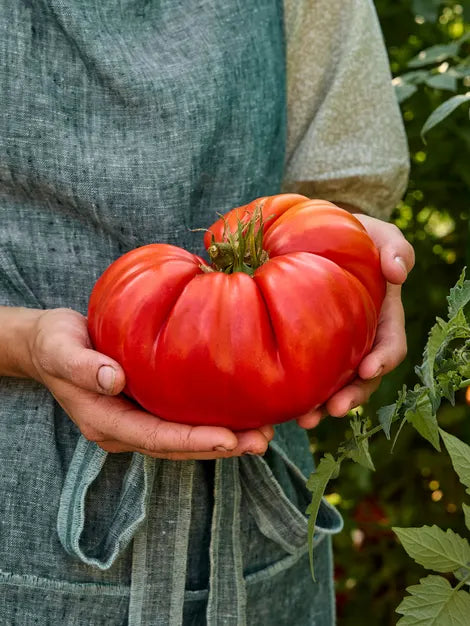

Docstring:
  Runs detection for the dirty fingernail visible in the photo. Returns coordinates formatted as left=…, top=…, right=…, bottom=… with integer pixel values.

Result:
left=97, top=365, right=116, bottom=393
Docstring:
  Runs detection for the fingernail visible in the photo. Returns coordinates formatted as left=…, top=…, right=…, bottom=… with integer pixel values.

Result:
left=243, top=451, right=259, bottom=456
left=394, top=256, right=407, bottom=275
left=214, top=445, right=231, bottom=452
left=97, top=365, right=116, bottom=393
left=370, top=365, right=383, bottom=379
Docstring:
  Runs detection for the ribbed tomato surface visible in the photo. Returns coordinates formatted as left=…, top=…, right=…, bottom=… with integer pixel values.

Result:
left=88, top=194, right=385, bottom=429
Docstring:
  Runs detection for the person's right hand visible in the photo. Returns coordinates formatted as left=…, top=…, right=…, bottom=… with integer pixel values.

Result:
left=25, top=308, right=273, bottom=460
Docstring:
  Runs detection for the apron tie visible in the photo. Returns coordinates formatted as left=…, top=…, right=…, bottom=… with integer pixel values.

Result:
left=57, top=436, right=342, bottom=625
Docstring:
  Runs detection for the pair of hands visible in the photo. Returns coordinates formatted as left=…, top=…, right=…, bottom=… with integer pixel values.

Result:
left=26, top=215, right=414, bottom=461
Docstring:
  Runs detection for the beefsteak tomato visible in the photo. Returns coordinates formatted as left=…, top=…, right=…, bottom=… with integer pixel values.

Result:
left=88, top=194, right=385, bottom=429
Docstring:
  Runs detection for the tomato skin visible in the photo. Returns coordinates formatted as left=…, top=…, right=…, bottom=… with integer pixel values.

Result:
left=88, top=195, right=385, bottom=430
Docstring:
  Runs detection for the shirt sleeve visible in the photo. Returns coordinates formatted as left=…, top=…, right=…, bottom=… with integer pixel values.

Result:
left=282, top=0, right=409, bottom=219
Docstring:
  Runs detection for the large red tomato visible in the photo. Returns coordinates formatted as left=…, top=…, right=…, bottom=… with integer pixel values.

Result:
left=88, top=194, right=385, bottom=429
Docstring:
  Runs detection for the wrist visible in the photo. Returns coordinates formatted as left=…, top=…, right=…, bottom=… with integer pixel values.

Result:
left=0, top=306, right=45, bottom=380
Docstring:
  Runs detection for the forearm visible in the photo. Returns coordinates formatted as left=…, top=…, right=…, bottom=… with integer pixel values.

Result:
left=0, top=306, right=43, bottom=378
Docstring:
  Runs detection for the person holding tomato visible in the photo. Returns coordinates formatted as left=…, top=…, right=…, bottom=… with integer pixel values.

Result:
left=0, top=0, right=414, bottom=624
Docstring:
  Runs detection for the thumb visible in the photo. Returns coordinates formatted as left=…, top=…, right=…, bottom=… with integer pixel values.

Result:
left=37, top=337, right=126, bottom=395
left=379, top=246, right=415, bottom=285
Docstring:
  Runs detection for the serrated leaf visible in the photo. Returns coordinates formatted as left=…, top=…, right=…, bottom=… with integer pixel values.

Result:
left=306, top=453, right=340, bottom=580
left=347, top=415, right=375, bottom=470
left=393, top=525, right=470, bottom=572
left=440, top=429, right=470, bottom=496
left=408, top=42, right=461, bottom=68
left=415, top=320, right=447, bottom=405
left=378, top=403, right=396, bottom=440
left=436, top=373, right=457, bottom=406
left=405, top=392, right=440, bottom=451
left=396, top=575, right=470, bottom=625
left=425, top=73, right=458, bottom=92
left=463, top=503, right=470, bottom=532
left=447, top=269, right=470, bottom=319
left=421, top=94, right=470, bottom=139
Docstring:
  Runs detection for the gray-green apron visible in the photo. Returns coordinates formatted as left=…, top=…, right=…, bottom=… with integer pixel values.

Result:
left=0, top=1, right=342, bottom=624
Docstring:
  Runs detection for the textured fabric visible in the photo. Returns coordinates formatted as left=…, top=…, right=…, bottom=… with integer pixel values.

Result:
left=0, top=0, right=408, bottom=624
left=283, top=0, right=410, bottom=218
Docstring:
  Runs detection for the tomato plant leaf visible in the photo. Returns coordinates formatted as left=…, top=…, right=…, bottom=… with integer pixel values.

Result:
left=377, top=403, right=396, bottom=440
left=440, top=429, right=470, bottom=496
left=348, top=415, right=375, bottom=470
left=396, top=575, right=470, bottom=626
left=463, top=503, right=470, bottom=533
left=306, top=453, right=340, bottom=580
left=415, top=320, right=447, bottom=409
left=447, top=268, right=470, bottom=319
left=393, top=525, right=470, bottom=573
left=405, top=391, right=440, bottom=451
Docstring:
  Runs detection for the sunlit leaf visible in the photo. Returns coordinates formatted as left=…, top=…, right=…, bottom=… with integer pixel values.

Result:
left=396, top=575, right=470, bottom=625
left=393, top=525, right=470, bottom=572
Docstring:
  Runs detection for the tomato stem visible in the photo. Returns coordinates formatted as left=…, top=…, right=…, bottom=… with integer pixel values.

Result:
left=208, top=206, right=269, bottom=275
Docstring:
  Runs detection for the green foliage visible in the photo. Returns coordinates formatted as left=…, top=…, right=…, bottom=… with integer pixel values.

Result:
left=306, top=268, right=470, bottom=621
left=311, top=5, right=470, bottom=621
left=393, top=524, right=470, bottom=573
left=305, top=453, right=340, bottom=580
left=396, top=575, right=470, bottom=625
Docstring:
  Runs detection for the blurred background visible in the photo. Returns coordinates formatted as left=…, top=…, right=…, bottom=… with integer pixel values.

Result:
left=310, top=2, right=470, bottom=623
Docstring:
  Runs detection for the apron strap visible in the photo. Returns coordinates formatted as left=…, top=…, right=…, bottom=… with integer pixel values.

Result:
left=58, top=437, right=342, bottom=625
left=57, top=436, right=156, bottom=570
left=206, top=457, right=247, bottom=626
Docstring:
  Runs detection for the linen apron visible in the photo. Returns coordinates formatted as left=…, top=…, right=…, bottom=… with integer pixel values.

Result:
left=0, top=1, right=342, bottom=624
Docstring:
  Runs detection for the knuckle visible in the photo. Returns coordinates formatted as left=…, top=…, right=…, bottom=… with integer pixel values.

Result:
left=385, top=223, right=402, bottom=239
left=397, top=344, right=408, bottom=365
left=30, top=326, right=55, bottom=375
left=177, top=426, right=195, bottom=451
left=61, top=354, right=84, bottom=382
left=141, top=423, right=163, bottom=452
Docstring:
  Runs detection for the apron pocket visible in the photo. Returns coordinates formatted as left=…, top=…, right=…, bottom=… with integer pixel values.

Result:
left=238, top=443, right=343, bottom=579
left=0, top=570, right=129, bottom=626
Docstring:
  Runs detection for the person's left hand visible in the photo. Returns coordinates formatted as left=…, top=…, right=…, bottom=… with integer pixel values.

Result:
left=297, top=215, right=415, bottom=429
